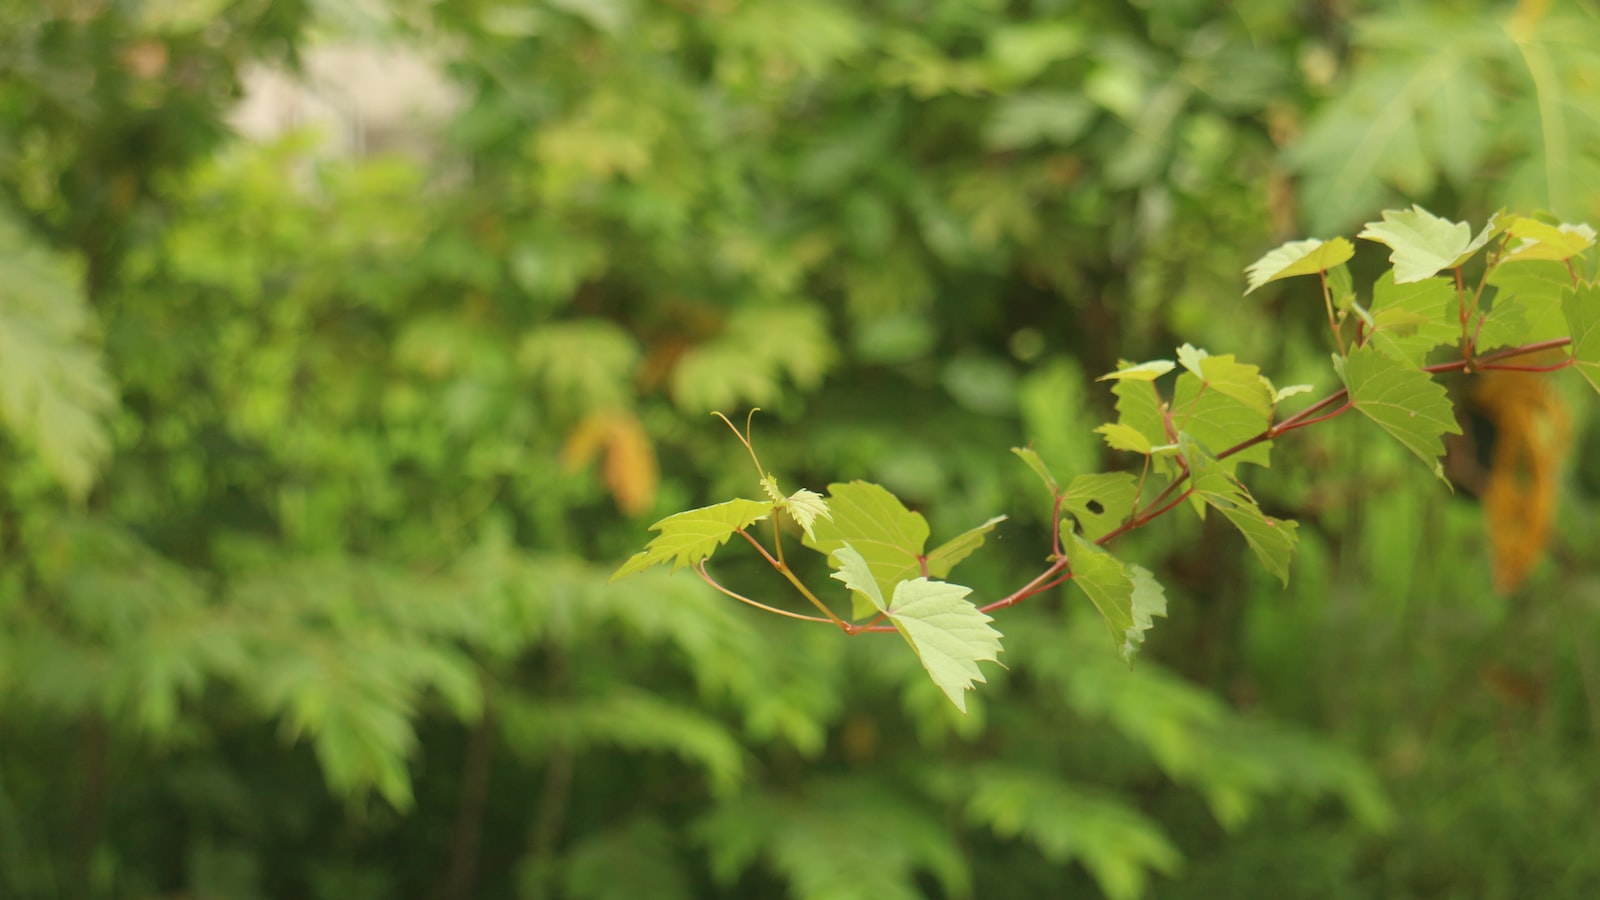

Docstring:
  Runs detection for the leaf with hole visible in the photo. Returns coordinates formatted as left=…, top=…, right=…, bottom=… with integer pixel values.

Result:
left=1062, top=473, right=1139, bottom=541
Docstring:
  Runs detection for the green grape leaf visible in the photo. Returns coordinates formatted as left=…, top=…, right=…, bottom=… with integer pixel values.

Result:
left=1365, top=271, right=1456, bottom=364
left=806, top=481, right=998, bottom=620
left=831, top=544, right=1003, bottom=713
left=1011, top=445, right=1060, bottom=493
left=1338, top=345, right=1462, bottom=482
left=926, top=516, right=1008, bottom=579
left=612, top=498, right=775, bottom=580
left=1169, top=368, right=1273, bottom=473
left=1124, top=566, right=1168, bottom=661
left=1108, top=378, right=1168, bottom=450
left=1098, top=359, right=1175, bottom=381
left=885, top=578, right=1003, bottom=715
left=1061, top=472, right=1138, bottom=541
left=1326, top=264, right=1356, bottom=312
left=829, top=541, right=891, bottom=613
left=804, top=481, right=929, bottom=603
left=1214, top=504, right=1298, bottom=586
left=1357, top=205, right=1498, bottom=283
left=1184, top=348, right=1274, bottom=418
left=780, top=487, right=831, bottom=541
left=1564, top=280, right=1600, bottom=394
left=1243, top=237, right=1355, bottom=294
left=1503, top=218, right=1597, bottom=263
left=1182, top=438, right=1298, bottom=584
left=1064, top=531, right=1137, bottom=657
left=1095, top=422, right=1152, bottom=455
left=1478, top=260, right=1574, bottom=350
left=1175, top=343, right=1208, bottom=377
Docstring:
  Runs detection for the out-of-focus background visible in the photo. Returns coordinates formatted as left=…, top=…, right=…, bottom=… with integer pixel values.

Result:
left=3, top=1, right=1600, bottom=897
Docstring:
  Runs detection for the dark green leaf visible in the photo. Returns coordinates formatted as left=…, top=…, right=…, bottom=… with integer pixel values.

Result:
left=1338, top=345, right=1462, bottom=482
left=1065, top=532, right=1136, bottom=656
left=1062, top=472, right=1139, bottom=541
left=1564, top=280, right=1600, bottom=394
left=1366, top=271, right=1457, bottom=364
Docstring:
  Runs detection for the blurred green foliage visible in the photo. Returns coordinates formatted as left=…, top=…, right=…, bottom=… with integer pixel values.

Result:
left=1, top=0, right=1599, bottom=898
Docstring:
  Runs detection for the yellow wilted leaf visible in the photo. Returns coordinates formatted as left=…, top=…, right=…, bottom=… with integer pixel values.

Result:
left=601, top=411, right=658, bottom=517
left=1471, top=366, right=1571, bottom=594
left=559, top=413, right=609, bottom=472
left=561, top=411, right=658, bottom=516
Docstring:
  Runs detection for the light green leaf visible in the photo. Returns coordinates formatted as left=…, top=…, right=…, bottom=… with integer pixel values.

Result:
left=1357, top=205, right=1492, bottom=282
left=926, top=516, right=1008, bottom=579
left=1182, top=438, right=1299, bottom=584
left=780, top=488, right=831, bottom=541
left=884, top=576, right=1003, bottom=714
left=1123, top=566, right=1168, bottom=661
left=1062, top=472, right=1138, bottom=541
left=1187, top=351, right=1275, bottom=418
left=612, top=498, right=775, bottom=580
left=1175, top=343, right=1208, bottom=377
left=760, top=475, right=784, bottom=505
left=804, top=481, right=927, bottom=618
left=1095, top=422, right=1152, bottom=455
left=834, top=544, right=1002, bottom=713
left=829, top=543, right=888, bottom=613
left=1011, top=445, right=1060, bottom=493
left=1365, top=271, right=1457, bottom=364
left=1098, top=359, right=1175, bottom=381
left=1503, top=218, right=1597, bottom=263
left=1563, top=280, right=1600, bottom=394
left=1108, top=378, right=1168, bottom=451
left=1065, top=532, right=1136, bottom=655
left=1339, top=345, right=1462, bottom=482
left=1243, top=237, right=1355, bottom=294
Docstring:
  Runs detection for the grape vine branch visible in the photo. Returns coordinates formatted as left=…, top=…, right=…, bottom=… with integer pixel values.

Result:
left=614, top=206, right=1600, bottom=712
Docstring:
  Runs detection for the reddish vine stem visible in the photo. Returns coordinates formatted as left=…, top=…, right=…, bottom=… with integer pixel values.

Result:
left=1480, top=360, right=1573, bottom=373
left=978, top=557, right=1072, bottom=614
